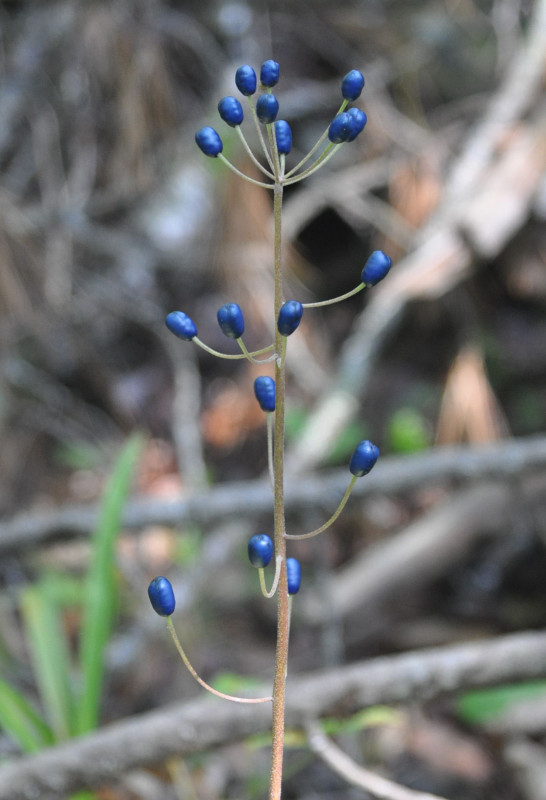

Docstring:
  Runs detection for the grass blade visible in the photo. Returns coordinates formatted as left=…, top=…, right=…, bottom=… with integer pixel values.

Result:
left=76, top=433, right=144, bottom=734
left=20, top=585, right=75, bottom=741
left=0, top=675, right=54, bottom=752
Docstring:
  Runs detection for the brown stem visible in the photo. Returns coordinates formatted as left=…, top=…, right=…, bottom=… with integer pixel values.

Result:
left=269, top=179, right=288, bottom=800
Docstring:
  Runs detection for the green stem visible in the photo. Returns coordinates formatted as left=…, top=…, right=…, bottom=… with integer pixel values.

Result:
left=235, top=125, right=275, bottom=179
left=247, top=96, right=275, bottom=171
left=193, top=337, right=274, bottom=360
left=284, top=99, right=348, bottom=178
left=166, top=618, right=271, bottom=704
left=302, top=283, right=365, bottom=309
left=267, top=412, right=275, bottom=488
left=218, top=154, right=273, bottom=189
left=258, top=556, right=282, bottom=599
left=285, top=476, right=358, bottom=540
left=269, top=179, right=289, bottom=800
left=283, top=142, right=342, bottom=186
left=237, top=338, right=277, bottom=364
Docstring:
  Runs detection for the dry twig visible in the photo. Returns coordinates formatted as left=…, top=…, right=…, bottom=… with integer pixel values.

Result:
left=306, top=719, right=447, bottom=800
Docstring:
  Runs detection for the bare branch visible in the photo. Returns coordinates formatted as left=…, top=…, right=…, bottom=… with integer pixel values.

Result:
left=302, top=475, right=546, bottom=625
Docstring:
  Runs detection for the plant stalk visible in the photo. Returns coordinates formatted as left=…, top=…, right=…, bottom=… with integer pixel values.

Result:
left=269, top=179, right=289, bottom=800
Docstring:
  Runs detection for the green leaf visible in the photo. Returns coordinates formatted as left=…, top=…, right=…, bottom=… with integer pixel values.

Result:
left=0, top=675, right=53, bottom=752
left=76, top=433, right=144, bottom=735
left=20, top=584, right=75, bottom=741
left=457, top=681, right=546, bottom=725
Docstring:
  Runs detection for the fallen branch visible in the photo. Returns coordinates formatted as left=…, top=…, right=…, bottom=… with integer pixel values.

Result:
left=2, top=630, right=546, bottom=799
left=302, top=475, right=546, bottom=625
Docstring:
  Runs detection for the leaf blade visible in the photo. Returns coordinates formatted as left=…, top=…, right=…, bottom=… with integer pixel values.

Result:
left=20, top=585, right=75, bottom=741
left=0, top=675, right=54, bottom=752
left=76, top=433, right=144, bottom=734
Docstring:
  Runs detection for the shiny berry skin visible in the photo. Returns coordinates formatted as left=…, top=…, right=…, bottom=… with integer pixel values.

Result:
left=346, top=108, right=367, bottom=142
left=235, top=65, right=257, bottom=96
left=148, top=576, right=176, bottom=616
left=286, top=558, right=301, bottom=595
left=361, top=251, right=392, bottom=286
left=217, top=303, right=245, bottom=338
left=248, top=534, right=274, bottom=568
left=277, top=300, right=303, bottom=336
left=165, top=311, right=197, bottom=341
left=254, top=376, right=276, bottom=412
left=274, top=120, right=292, bottom=154
left=260, top=59, right=280, bottom=87
left=195, top=126, right=223, bottom=157
left=328, top=113, right=352, bottom=144
left=256, top=94, right=279, bottom=124
left=349, top=440, right=379, bottom=477
left=341, top=69, right=365, bottom=101
left=218, top=96, right=244, bottom=127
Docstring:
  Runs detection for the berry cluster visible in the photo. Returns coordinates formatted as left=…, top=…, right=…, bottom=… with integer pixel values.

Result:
left=194, top=61, right=369, bottom=188
left=148, top=60, right=393, bottom=792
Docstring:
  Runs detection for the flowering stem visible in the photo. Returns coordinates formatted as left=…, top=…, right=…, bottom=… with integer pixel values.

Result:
left=269, top=178, right=289, bottom=800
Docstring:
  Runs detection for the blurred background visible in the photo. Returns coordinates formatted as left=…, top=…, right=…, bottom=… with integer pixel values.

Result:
left=0, top=0, right=545, bottom=798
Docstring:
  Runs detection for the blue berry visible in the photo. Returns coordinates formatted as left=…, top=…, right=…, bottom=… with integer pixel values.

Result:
left=346, top=108, right=367, bottom=142
left=349, top=440, right=379, bottom=477
left=274, top=120, right=292, bottom=154
left=254, top=376, right=276, bottom=412
left=341, top=69, right=365, bottom=101
left=328, top=113, right=352, bottom=144
left=218, top=96, right=244, bottom=127
left=260, top=59, right=280, bottom=87
left=235, top=65, right=257, bottom=96
left=148, top=576, right=176, bottom=616
left=361, top=251, right=392, bottom=286
left=165, top=311, right=197, bottom=341
left=248, top=534, right=274, bottom=568
left=256, top=94, right=279, bottom=124
left=195, top=126, right=223, bottom=157
left=217, top=303, right=245, bottom=338
left=286, top=558, right=301, bottom=595
left=277, top=300, right=303, bottom=336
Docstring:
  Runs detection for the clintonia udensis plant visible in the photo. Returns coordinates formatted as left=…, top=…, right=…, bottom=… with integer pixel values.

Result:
left=149, top=60, right=392, bottom=800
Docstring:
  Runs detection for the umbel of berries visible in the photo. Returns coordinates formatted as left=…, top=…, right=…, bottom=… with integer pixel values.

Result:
left=160, top=61, right=395, bottom=800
